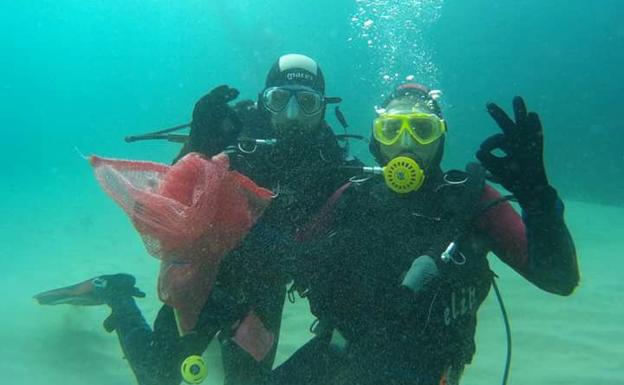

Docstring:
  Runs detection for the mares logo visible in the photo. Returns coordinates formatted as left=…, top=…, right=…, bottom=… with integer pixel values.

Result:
left=286, top=72, right=314, bottom=82
left=444, top=285, right=477, bottom=326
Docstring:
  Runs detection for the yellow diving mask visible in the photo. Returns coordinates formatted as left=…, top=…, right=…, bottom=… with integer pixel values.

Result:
left=373, top=112, right=446, bottom=146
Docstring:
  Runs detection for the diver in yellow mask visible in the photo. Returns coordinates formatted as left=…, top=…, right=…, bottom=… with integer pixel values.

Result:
left=272, top=83, right=579, bottom=385
left=366, top=82, right=447, bottom=193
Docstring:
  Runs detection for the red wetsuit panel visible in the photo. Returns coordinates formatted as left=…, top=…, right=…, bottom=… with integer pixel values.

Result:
left=475, top=184, right=529, bottom=271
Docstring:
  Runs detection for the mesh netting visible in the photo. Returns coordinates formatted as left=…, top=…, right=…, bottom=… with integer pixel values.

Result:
left=90, top=152, right=272, bottom=333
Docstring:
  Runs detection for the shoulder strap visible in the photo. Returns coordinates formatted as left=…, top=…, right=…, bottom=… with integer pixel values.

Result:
left=424, top=163, right=486, bottom=256
left=464, top=162, right=486, bottom=193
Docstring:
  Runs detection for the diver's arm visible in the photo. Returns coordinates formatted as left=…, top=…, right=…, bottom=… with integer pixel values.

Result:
left=519, top=187, right=579, bottom=295
left=476, top=184, right=579, bottom=295
left=108, top=298, right=185, bottom=385
left=475, top=97, right=579, bottom=295
left=109, top=298, right=218, bottom=385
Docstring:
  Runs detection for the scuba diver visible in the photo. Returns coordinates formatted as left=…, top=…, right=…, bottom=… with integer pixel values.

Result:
left=270, top=83, right=579, bottom=385
left=34, top=53, right=361, bottom=385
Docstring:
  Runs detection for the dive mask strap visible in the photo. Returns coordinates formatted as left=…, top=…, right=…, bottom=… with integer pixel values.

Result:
left=324, top=96, right=342, bottom=104
left=334, top=105, right=348, bottom=129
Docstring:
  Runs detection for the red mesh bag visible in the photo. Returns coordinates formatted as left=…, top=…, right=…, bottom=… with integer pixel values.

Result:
left=89, top=152, right=272, bottom=334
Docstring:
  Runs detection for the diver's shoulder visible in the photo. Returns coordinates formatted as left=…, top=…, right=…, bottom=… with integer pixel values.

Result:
left=337, top=174, right=385, bottom=208
left=440, top=162, right=487, bottom=189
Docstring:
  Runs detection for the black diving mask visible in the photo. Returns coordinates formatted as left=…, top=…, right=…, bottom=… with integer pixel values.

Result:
left=262, top=86, right=324, bottom=115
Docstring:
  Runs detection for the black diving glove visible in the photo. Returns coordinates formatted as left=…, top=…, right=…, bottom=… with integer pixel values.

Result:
left=476, top=96, right=558, bottom=213
left=189, top=85, right=243, bottom=156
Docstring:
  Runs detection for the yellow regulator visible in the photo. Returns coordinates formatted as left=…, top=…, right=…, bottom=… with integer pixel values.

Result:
left=383, top=156, right=425, bottom=194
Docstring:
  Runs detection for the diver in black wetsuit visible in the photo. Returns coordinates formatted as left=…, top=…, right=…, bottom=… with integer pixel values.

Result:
left=270, top=83, right=579, bottom=385
left=35, top=53, right=361, bottom=385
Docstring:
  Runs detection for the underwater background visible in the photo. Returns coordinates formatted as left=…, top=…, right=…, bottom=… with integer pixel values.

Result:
left=1, top=0, right=622, bottom=384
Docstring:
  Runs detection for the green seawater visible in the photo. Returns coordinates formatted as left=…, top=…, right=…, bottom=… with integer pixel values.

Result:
left=1, top=1, right=622, bottom=384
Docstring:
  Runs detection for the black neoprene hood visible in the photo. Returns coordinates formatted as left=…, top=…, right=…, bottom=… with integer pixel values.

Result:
left=264, top=54, right=325, bottom=94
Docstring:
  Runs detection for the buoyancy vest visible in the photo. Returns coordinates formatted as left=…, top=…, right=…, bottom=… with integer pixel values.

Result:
left=208, top=109, right=362, bottom=302
left=303, top=162, right=494, bottom=370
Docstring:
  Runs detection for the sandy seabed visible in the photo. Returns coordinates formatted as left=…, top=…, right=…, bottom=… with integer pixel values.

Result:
left=2, top=186, right=622, bottom=385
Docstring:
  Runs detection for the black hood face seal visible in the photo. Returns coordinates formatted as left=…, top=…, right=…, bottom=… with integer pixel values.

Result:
left=259, top=55, right=327, bottom=126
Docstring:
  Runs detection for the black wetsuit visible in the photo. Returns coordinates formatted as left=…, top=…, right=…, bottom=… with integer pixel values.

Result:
left=271, top=165, right=579, bottom=385
left=107, top=100, right=360, bottom=385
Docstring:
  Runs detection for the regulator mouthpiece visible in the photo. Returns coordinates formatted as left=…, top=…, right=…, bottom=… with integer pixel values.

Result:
left=383, top=156, right=425, bottom=194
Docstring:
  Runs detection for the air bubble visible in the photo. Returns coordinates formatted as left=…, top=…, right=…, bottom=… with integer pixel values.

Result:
left=348, top=0, right=444, bottom=93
